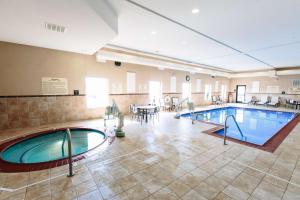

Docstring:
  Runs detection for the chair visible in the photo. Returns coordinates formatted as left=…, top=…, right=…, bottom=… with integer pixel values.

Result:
left=248, top=96, right=258, bottom=105
left=149, top=106, right=159, bottom=122
left=256, top=96, right=268, bottom=106
left=211, top=96, right=217, bottom=104
left=267, top=96, right=279, bottom=107
left=159, top=98, right=165, bottom=110
left=171, top=97, right=179, bottom=111
left=216, top=96, right=225, bottom=104
left=129, top=104, right=138, bottom=120
left=286, top=99, right=297, bottom=109
left=136, top=108, right=146, bottom=125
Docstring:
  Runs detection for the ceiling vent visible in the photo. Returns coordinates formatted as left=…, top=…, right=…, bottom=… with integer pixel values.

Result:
left=45, top=22, right=66, bottom=33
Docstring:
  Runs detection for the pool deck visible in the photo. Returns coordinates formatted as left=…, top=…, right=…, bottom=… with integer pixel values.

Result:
left=0, top=103, right=300, bottom=200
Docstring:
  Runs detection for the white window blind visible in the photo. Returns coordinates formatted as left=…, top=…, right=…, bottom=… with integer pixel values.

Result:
left=251, top=81, right=260, bottom=93
left=127, top=72, right=136, bottom=93
left=292, top=79, right=300, bottom=91
left=149, top=81, right=162, bottom=104
left=221, top=85, right=227, bottom=100
left=86, top=77, right=109, bottom=108
left=204, top=84, right=212, bottom=100
left=215, top=81, right=219, bottom=92
left=182, top=82, right=191, bottom=100
left=196, top=79, right=201, bottom=93
left=170, top=76, right=176, bottom=93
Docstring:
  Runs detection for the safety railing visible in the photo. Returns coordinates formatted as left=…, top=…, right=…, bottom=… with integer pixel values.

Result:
left=191, top=113, right=206, bottom=124
left=223, top=115, right=245, bottom=145
left=66, top=128, right=74, bottom=177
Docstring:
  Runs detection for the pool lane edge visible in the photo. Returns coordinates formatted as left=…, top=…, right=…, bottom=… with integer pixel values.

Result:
left=0, top=127, right=108, bottom=173
left=202, top=114, right=300, bottom=153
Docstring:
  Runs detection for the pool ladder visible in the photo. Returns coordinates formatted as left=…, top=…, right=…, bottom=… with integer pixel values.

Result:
left=191, top=113, right=206, bottom=124
left=66, top=128, right=74, bottom=177
left=223, top=115, right=245, bottom=145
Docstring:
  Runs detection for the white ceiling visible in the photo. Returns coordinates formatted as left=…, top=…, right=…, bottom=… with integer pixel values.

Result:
left=108, top=0, right=300, bottom=72
left=0, top=0, right=299, bottom=72
left=0, top=0, right=117, bottom=54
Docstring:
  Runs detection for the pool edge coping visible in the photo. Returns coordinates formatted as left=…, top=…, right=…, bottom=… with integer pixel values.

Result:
left=0, top=127, right=108, bottom=173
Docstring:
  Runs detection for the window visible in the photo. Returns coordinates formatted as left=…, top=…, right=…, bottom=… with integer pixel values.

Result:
left=215, top=81, right=219, bottom=92
left=221, top=85, right=227, bottom=100
left=86, top=77, right=109, bottom=108
left=182, top=82, right=191, bottom=100
left=170, top=76, right=176, bottom=93
left=251, top=81, right=260, bottom=93
left=149, top=81, right=162, bottom=105
left=196, top=79, right=201, bottom=93
left=127, top=72, right=136, bottom=93
left=204, top=84, right=212, bottom=101
left=292, top=79, right=300, bottom=91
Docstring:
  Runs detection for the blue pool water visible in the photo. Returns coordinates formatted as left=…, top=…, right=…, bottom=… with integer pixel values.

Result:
left=181, top=107, right=296, bottom=145
left=1, top=129, right=106, bottom=164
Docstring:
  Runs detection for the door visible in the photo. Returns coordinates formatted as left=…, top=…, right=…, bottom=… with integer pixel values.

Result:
left=236, top=85, right=246, bottom=103
left=149, top=81, right=162, bottom=105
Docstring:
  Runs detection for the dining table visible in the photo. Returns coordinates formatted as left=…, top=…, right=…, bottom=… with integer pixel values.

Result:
left=135, top=105, right=157, bottom=123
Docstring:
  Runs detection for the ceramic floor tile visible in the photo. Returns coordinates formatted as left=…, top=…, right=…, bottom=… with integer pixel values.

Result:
left=250, top=181, right=285, bottom=200
left=193, top=181, right=219, bottom=199
left=167, top=180, right=191, bottom=197
left=231, top=172, right=261, bottom=194
left=181, top=190, right=208, bottom=200
left=223, top=185, right=249, bottom=200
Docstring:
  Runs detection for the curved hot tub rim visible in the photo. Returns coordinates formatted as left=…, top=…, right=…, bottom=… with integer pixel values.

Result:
left=0, top=127, right=107, bottom=172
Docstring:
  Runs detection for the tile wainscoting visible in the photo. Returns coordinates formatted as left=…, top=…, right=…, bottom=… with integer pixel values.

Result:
left=0, top=93, right=213, bottom=130
left=0, top=96, right=103, bottom=130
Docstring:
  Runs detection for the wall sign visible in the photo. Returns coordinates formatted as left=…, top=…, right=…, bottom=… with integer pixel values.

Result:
left=42, top=77, right=68, bottom=95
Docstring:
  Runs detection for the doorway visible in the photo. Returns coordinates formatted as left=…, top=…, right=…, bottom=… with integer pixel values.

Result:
left=236, top=85, right=246, bottom=103
left=149, top=81, right=162, bottom=105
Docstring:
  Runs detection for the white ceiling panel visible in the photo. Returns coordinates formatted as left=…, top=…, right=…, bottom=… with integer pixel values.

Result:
left=200, top=53, right=272, bottom=71
left=107, top=0, right=300, bottom=71
left=109, top=0, right=238, bottom=67
left=0, top=0, right=117, bottom=54
left=133, top=0, right=300, bottom=52
left=249, top=42, right=300, bottom=67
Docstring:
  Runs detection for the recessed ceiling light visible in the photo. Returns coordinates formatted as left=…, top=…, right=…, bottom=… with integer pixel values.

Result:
left=151, top=31, right=157, bottom=35
left=191, top=8, right=199, bottom=14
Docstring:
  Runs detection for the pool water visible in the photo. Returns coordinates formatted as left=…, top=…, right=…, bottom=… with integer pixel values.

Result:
left=181, top=107, right=295, bottom=145
left=1, top=129, right=106, bottom=164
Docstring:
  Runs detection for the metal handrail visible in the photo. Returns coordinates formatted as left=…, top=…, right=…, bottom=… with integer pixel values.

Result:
left=175, top=98, right=189, bottom=112
left=192, top=113, right=206, bottom=124
left=66, top=128, right=74, bottom=177
left=224, top=115, right=245, bottom=145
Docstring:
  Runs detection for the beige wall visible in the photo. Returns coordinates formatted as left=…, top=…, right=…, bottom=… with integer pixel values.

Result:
left=229, top=75, right=300, bottom=102
left=0, top=41, right=229, bottom=96
left=0, top=42, right=230, bottom=129
left=2, top=41, right=300, bottom=130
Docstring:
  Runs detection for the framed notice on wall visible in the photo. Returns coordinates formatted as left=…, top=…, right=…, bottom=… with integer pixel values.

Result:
left=42, top=77, right=68, bottom=95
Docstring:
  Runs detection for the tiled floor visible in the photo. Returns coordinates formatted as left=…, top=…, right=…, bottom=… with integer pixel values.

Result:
left=0, top=104, right=300, bottom=200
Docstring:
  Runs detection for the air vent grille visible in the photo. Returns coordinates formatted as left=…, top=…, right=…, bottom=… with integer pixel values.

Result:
left=45, top=22, right=66, bottom=33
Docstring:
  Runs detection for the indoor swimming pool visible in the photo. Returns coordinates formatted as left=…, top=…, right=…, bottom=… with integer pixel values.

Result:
left=181, top=107, right=296, bottom=146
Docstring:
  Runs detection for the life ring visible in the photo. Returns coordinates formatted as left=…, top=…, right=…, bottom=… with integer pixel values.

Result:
left=164, top=95, right=171, bottom=103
